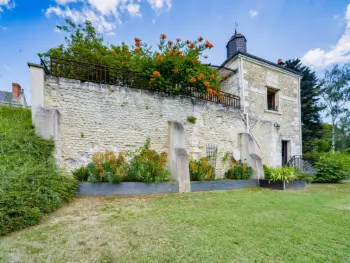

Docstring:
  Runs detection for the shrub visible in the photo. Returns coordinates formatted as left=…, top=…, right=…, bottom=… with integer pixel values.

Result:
left=313, top=152, right=350, bottom=183
left=187, top=116, right=197, bottom=124
left=225, top=160, right=253, bottom=180
left=0, top=107, right=77, bottom=236
left=263, top=166, right=297, bottom=183
left=125, top=139, right=170, bottom=183
left=189, top=157, right=216, bottom=181
left=72, top=139, right=170, bottom=183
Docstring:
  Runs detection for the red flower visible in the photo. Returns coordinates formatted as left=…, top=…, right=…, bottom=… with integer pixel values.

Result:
left=160, top=34, right=167, bottom=39
left=176, top=38, right=181, bottom=42
left=198, top=36, right=203, bottom=42
left=134, top=37, right=141, bottom=46
left=204, top=40, right=214, bottom=49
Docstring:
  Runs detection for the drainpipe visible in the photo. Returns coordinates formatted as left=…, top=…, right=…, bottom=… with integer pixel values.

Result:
left=298, top=77, right=302, bottom=156
left=240, top=57, right=249, bottom=132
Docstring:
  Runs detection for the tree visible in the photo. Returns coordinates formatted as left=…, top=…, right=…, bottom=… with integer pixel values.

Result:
left=319, top=63, right=350, bottom=152
left=284, top=59, right=324, bottom=153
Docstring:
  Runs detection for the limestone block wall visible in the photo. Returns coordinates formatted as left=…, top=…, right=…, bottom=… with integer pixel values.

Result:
left=44, top=76, right=246, bottom=177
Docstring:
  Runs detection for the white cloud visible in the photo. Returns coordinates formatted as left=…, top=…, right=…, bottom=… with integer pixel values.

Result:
left=0, top=0, right=16, bottom=11
left=0, top=24, right=7, bottom=30
left=302, top=4, right=350, bottom=68
left=249, top=10, right=258, bottom=18
left=147, top=0, right=171, bottom=12
left=4, top=65, right=13, bottom=71
left=45, top=0, right=171, bottom=34
left=333, top=14, right=340, bottom=20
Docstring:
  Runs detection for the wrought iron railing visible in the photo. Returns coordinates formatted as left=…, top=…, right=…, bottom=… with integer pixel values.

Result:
left=286, top=155, right=314, bottom=175
left=42, top=56, right=241, bottom=109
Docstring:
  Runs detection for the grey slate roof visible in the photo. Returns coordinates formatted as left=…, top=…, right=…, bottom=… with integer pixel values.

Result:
left=221, top=51, right=302, bottom=77
left=0, top=91, right=19, bottom=104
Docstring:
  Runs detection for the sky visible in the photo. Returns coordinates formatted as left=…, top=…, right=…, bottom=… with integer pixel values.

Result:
left=0, top=0, right=349, bottom=103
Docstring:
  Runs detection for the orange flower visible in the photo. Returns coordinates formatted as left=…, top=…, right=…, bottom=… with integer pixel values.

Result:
left=172, top=68, right=179, bottom=73
left=204, top=40, right=214, bottom=49
left=168, top=50, right=175, bottom=56
left=134, top=37, right=141, bottom=47
left=124, top=49, right=130, bottom=53
left=219, top=94, right=224, bottom=99
left=176, top=38, right=181, bottom=42
left=193, top=59, right=200, bottom=63
left=176, top=50, right=182, bottom=55
left=160, top=34, right=167, bottom=39
left=122, top=61, right=125, bottom=65
left=210, top=73, right=215, bottom=79
left=203, top=81, right=210, bottom=88
left=135, top=47, right=141, bottom=53
left=150, top=78, right=156, bottom=82
left=208, top=88, right=213, bottom=94
left=189, top=77, right=196, bottom=83
left=189, top=43, right=196, bottom=49
left=198, top=73, right=205, bottom=80
left=156, top=55, right=164, bottom=61
left=212, top=89, right=217, bottom=94
left=198, top=36, right=203, bottom=42
left=168, top=40, right=173, bottom=45
left=153, top=70, right=161, bottom=77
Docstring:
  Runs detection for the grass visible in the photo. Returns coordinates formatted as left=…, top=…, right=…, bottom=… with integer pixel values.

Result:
left=0, top=183, right=350, bottom=263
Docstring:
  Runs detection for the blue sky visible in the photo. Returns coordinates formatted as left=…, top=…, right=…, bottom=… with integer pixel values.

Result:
left=0, top=0, right=349, bottom=102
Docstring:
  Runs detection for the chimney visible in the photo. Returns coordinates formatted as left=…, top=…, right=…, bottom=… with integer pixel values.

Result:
left=226, top=32, right=247, bottom=58
left=12, top=83, right=22, bottom=99
left=277, top=59, right=285, bottom=66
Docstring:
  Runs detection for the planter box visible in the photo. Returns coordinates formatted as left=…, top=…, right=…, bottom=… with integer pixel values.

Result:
left=190, top=180, right=259, bottom=192
left=259, top=179, right=310, bottom=190
left=78, top=182, right=179, bottom=196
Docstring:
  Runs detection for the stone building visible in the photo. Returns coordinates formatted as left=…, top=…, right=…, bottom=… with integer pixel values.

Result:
left=28, top=32, right=302, bottom=180
left=0, top=83, right=27, bottom=107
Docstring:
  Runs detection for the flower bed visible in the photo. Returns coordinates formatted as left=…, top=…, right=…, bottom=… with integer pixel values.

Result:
left=259, top=179, right=310, bottom=190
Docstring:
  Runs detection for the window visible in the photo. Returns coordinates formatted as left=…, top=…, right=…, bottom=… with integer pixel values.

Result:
left=266, top=88, right=279, bottom=111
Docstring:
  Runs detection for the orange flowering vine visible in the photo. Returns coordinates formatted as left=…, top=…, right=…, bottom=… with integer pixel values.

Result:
left=134, top=37, right=141, bottom=47
left=160, top=34, right=167, bottom=39
left=134, top=47, right=141, bottom=53
left=150, top=78, right=156, bottom=82
left=204, top=40, right=214, bottom=49
left=156, top=55, right=164, bottom=61
left=168, top=50, right=175, bottom=56
left=210, top=73, right=215, bottom=79
left=168, top=40, right=173, bottom=45
left=176, top=50, right=182, bottom=55
left=153, top=70, right=161, bottom=77
left=198, top=73, right=205, bottom=80
left=219, top=94, right=224, bottom=99
left=198, top=36, right=203, bottom=42
left=176, top=38, right=181, bottom=42
left=203, top=82, right=210, bottom=88
left=189, top=77, right=196, bottom=83
left=193, top=59, right=200, bottom=63
left=189, top=43, right=196, bottom=49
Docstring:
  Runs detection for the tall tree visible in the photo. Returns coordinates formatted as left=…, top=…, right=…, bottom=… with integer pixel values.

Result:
left=319, top=63, right=350, bottom=152
left=284, top=59, right=323, bottom=153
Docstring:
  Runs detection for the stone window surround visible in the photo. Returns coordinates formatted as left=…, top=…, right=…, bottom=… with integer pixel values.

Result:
left=265, top=86, right=280, bottom=113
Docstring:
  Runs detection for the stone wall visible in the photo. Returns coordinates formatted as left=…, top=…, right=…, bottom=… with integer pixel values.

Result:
left=44, top=76, right=246, bottom=177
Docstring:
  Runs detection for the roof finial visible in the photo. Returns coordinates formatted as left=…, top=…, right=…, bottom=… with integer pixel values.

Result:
left=234, top=22, right=238, bottom=35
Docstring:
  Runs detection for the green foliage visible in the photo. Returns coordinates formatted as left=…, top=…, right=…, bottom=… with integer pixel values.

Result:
left=313, top=152, right=350, bottom=183
left=225, top=160, right=253, bottom=180
left=0, top=106, right=77, bottom=236
left=263, top=166, right=298, bottom=183
left=222, top=152, right=230, bottom=164
left=189, top=157, right=216, bottom=181
left=284, top=59, right=323, bottom=153
left=40, top=20, right=222, bottom=96
left=187, top=116, right=197, bottom=124
left=72, top=139, right=170, bottom=183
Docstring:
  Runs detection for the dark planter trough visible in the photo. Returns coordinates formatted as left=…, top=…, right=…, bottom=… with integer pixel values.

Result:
left=259, top=179, right=310, bottom=190
left=190, top=180, right=259, bottom=192
left=78, top=182, right=179, bottom=196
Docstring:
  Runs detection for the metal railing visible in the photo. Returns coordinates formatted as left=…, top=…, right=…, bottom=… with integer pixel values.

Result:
left=286, top=155, right=314, bottom=175
left=43, top=56, right=241, bottom=109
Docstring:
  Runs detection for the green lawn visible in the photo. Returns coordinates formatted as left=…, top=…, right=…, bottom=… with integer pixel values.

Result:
left=0, top=183, right=349, bottom=263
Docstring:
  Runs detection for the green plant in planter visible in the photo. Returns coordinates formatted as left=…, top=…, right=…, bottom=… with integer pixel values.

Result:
left=225, top=160, right=253, bottom=180
left=72, top=166, right=90, bottom=182
left=189, top=157, right=216, bottom=181
left=264, top=166, right=297, bottom=183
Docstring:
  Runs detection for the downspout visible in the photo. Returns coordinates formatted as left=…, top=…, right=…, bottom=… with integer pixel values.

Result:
left=298, top=77, right=302, bottom=156
left=240, top=57, right=249, bottom=132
